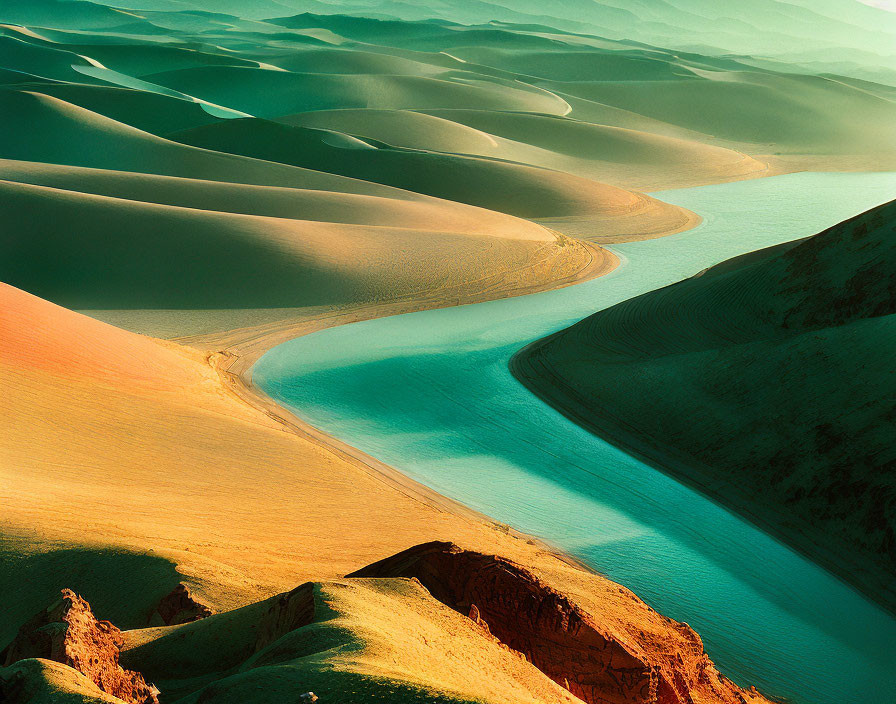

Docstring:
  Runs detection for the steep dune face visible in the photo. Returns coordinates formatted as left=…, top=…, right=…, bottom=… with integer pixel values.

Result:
left=513, top=201, right=896, bottom=610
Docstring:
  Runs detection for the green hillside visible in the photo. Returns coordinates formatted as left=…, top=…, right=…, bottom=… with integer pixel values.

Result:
left=513, top=200, right=896, bottom=610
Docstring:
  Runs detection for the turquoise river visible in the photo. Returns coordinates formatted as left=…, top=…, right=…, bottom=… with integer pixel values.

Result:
left=254, top=172, right=896, bottom=704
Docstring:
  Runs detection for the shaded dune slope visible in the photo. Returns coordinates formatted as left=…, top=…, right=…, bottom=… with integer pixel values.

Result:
left=0, top=81, right=228, bottom=134
left=142, top=64, right=571, bottom=117
left=0, top=158, right=548, bottom=236
left=420, top=108, right=767, bottom=188
left=0, top=179, right=589, bottom=309
left=0, top=90, right=401, bottom=194
left=0, top=90, right=603, bottom=310
left=279, top=107, right=766, bottom=190
left=513, top=201, right=896, bottom=611
left=171, top=117, right=693, bottom=222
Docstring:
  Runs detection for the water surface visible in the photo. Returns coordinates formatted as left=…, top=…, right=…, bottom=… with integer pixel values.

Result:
left=254, top=173, right=896, bottom=704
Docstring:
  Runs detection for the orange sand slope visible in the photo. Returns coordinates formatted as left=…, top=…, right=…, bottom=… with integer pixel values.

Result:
left=0, top=284, right=769, bottom=703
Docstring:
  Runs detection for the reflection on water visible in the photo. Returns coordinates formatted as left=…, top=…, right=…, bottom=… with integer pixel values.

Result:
left=255, top=173, right=896, bottom=704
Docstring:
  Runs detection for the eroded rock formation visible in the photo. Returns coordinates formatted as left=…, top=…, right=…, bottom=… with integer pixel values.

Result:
left=253, top=582, right=315, bottom=653
left=150, top=584, right=212, bottom=626
left=1, top=589, right=159, bottom=704
left=350, top=542, right=767, bottom=704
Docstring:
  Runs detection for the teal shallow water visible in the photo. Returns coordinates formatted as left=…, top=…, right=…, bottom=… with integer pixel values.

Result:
left=254, top=172, right=896, bottom=704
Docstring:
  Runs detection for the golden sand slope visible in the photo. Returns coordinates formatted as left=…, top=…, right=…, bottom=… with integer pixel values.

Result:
left=1, top=177, right=598, bottom=310
left=119, top=577, right=583, bottom=704
left=170, top=116, right=701, bottom=225
left=1, top=286, right=581, bottom=629
left=0, top=284, right=770, bottom=704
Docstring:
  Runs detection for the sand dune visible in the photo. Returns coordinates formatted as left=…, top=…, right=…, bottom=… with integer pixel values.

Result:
left=1, top=281, right=483, bottom=625
left=0, top=81, right=227, bottom=134
left=0, top=178, right=593, bottom=309
left=143, top=65, right=571, bottom=117
left=550, top=71, right=896, bottom=153
left=279, top=107, right=766, bottom=190
left=0, top=158, right=553, bottom=236
left=436, top=46, right=698, bottom=82
left=279, top=107, right=509, bottom=156
left=0, top=33, right=110, bottom=84
left=0, top=90, right=405, bottom=194
left=0, top=89, right=619, bottom=322
left=17, top=37, right=259, bottom=75
left=0, top=0, right=146, bottom=31
left=513, top=200, right=896, bottom=612
left=265, top=46, right=449, bottom=76
left=172, top=117, right=697, bottom=222
left=422, top=108, right=767, bottom=188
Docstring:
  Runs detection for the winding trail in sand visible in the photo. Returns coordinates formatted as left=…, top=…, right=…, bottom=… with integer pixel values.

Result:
left=252, top=171, right=896, bottom=704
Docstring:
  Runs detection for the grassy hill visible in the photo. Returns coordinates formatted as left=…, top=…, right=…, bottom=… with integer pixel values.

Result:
left=513, top=200, right=896, bottom=611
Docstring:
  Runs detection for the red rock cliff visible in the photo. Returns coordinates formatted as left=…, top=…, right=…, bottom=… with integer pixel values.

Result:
left=349, top=542, right=770, bottom=704
left=1, top=589, right=159, bottom=704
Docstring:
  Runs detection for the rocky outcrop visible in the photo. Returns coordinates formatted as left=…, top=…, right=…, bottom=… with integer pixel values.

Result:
left=350, top=542, right=768, bottom=704
left=150, top=584, right=212, bottom=626
left=1, top=589, right=159, bottom=704
left=253, top=582, right=315, bottom=653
